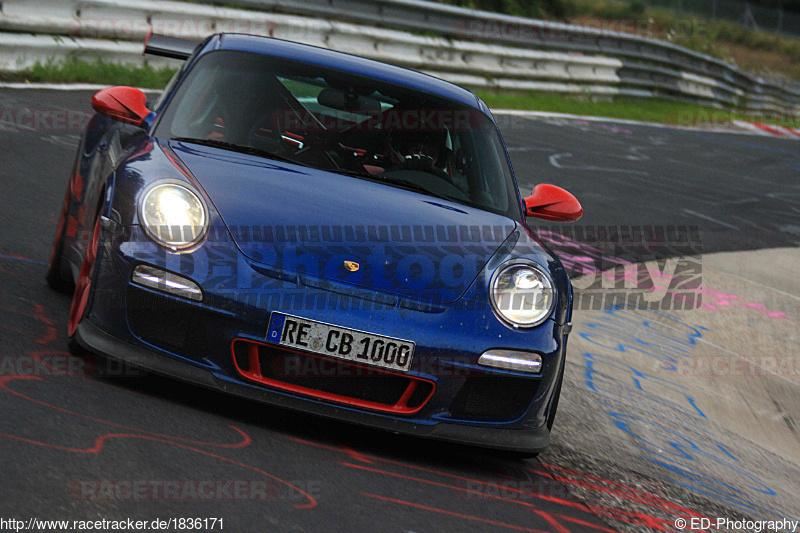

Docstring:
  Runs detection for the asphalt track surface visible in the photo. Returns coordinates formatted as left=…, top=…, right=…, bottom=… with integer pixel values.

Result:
left=1, top=89, right=799, bottom=533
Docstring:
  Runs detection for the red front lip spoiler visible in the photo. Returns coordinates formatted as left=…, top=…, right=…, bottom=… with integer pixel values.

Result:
left=232, top=339, right=435, bottom=415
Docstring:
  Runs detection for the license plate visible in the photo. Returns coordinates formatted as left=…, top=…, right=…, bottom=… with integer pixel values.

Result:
left=266, top=312, right=415, bottom=372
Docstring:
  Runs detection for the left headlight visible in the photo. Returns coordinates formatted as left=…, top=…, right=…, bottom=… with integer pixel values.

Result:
left=139, top=181, right=208, bottom=251
left=489, top=260, right=555, bottom=328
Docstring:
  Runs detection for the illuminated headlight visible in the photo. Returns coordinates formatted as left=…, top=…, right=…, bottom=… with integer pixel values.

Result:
left=489, top=261, right=555, bottom=328
left=139, top=181, right=208, bottom=250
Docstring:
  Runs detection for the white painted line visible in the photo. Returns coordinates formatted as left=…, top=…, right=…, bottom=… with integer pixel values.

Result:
left=495, top=110, right=791, bottom=138
left=681, top=208, right=740, bottom=230
left=548, top=152, right=650, bottom=175
left=709, top=270, right=800, bottom=302
left=493, top=109, right=675, bottom=129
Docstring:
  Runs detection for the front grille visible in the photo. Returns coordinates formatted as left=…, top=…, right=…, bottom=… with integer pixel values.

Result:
left=232, top=340, right=434, bottom=414
left=126, top=286, right=208, bottom=360
left=449, top=376, right=539, bottom=421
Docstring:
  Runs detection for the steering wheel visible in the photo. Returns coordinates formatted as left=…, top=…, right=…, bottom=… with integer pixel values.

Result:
left=384, top=154, right=452, bottom=182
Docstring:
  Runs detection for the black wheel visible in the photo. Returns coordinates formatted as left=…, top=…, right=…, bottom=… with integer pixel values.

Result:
left=67, top=336, right=90, bottom=356
left=547, top=363, right=565, bottom=431
left=46, top=188, right=75, bottom=293
left=67, top=214, right=102, bottom=354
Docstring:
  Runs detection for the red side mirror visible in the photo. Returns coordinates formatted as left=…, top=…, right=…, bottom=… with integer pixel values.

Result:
left=524, top=183, right=583, bottom=222
left=91, top=86, right=150, bottom=126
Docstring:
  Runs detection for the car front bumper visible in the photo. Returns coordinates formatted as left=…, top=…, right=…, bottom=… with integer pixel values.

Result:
left=76, top=318, right=552, bottom=452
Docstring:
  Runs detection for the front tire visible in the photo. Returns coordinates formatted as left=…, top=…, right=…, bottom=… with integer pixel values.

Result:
left=67, top=216, right=102, bottom=354
left=547, top=363, right=565, bottom=431
left=46, top=188, right=75, bottom=293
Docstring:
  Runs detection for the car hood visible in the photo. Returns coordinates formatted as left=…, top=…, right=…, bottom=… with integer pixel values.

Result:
left=170, top=141, right=518, bottom=304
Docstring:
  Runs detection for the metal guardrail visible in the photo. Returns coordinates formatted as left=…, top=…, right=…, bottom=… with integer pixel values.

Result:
left=0, top=0, right=629, bottom=97
left=206, top=0, right=800, bottom=111
left=0, top=0, right=798, bottom=113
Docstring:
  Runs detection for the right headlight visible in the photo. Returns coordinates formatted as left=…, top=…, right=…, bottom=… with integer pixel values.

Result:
left=489, top=260, right=555, bottom=328
left=139, top=181, right=208, bottom=251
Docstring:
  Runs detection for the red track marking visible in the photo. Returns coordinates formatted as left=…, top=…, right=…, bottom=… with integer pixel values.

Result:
left=340, top=445, right=375, bottom=464
left=361, top=492, right=551, bottom=533
left=0, top=298, right=318, bottom=510
left=348, top=457, right=587, bottom=510
left=289, top=435, right=685, bottom=530
left=539, top=462, right=706, bottom=520
left=0, top=430, right=317, bottom=509
left=33, top=304, right=55, bottom=326
left=0, top=264, right=42, bottom=284
left=286, top=435, right=516, bottom=480
left=0, top=374, right=252, bottom=449
left=0, top=324, right=41, bottom=336
left=537, top=467, right=675, bottom=513
left=554, top=513, right=621, bottom=531
left=0, top=305, right=54, bottom=322
left=534, top=510, right=571, bottom=533
left=532, top=463, right=711, bottom=531
left=341, top=462, right=616, bottom=532
left=33, top=304, right=57, bottom=345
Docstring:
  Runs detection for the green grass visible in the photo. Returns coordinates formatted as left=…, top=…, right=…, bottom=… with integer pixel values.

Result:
left=0, top=58, right=177, bottom=88
left=475, top=89, right=800, bottom=128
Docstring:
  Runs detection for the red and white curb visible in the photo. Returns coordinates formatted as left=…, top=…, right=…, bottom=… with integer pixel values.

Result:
left=732, top=120, right=800, bottom=139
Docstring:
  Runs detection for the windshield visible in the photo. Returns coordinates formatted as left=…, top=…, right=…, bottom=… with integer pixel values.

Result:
left=154, top=50, right=521, bottom=219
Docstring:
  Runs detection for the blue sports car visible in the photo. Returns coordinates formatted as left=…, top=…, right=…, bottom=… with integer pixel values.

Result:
left=47, top=32, right=582, bottom=455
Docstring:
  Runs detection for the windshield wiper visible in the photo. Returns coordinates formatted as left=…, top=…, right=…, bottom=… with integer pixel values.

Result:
left=331, top=168, right=460, bottom=202
left=377, top=176, right=461, bottom=203
left=170, top=137, right=306, bottom=166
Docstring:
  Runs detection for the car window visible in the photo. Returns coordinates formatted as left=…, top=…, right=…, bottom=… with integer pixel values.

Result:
left=153, top=50, right=520, bottom=220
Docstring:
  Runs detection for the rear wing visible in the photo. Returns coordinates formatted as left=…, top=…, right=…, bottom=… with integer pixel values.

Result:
left=143, top=31, right=199, bottom=60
